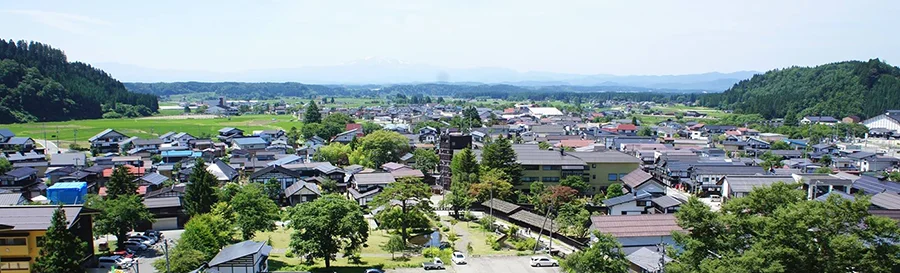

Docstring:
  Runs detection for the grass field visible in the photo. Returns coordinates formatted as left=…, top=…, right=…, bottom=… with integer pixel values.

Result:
left=2, top=114, right=302, bottom=147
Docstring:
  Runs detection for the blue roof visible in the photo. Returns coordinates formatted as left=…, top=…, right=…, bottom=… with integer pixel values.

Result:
left=852, top=175, right=900, bottom=195
left=232, top=137, right=267, bottom=146
left=48, top=182, right=87, bottom=189
left=784, top=139, right=808, bottom=146
left=161, top=150, right=202, bottom=158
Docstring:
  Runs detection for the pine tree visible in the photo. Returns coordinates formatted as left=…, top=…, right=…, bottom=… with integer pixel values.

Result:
left=33, top=206, right=86, bottom=273
left=106, top=165, right=137, bottom=199
left=304, top=100, right=322, bottom=124
left=481, top=138, right=522, bottom=185
left=184, top=158, right=219, bottom=216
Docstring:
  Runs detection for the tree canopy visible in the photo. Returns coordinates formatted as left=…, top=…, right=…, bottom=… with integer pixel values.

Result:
left=412, top=148, right=439, bottom=174
left=287, top=194, right=369, bottom=268
left=481, top=137, right=523, bottom=185
left=32, top=206, right=87, bottom=273
left=303, top=100, right=322, bottom=123
left=562, top=232, right=628, bottom=273
left=231, top=183, right=281, bottom=240
left=349, top=130, right=410, bottom=168
left=184, top=158, right=219, bottom=216
left=372, top=177, right=433, bottom=242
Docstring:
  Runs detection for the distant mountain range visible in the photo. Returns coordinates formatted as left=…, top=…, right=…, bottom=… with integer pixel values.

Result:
left=95, top=58, right=759, bottom=91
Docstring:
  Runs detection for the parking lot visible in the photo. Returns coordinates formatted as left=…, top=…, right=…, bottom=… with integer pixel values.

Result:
left=391, top=256, right=561, bottom=273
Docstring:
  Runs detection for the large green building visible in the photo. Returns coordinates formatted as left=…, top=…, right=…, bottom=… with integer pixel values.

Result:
left=475, top=144, right=641, bottom=194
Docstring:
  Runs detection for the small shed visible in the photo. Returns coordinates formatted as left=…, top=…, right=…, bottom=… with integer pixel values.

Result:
left=47, top=182, right=88, bottom=204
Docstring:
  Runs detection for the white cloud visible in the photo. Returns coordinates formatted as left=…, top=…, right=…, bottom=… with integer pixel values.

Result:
left=1, top=9, right=110, bottom=35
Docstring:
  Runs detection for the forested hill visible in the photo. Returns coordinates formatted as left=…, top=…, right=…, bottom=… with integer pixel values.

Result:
left=699, top=59, right=900, bottom=120
left=0, top=39, right=158, bottom=123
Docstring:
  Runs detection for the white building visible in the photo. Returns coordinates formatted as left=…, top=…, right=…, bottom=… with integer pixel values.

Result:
left=863, top=110, right=900, bottom=132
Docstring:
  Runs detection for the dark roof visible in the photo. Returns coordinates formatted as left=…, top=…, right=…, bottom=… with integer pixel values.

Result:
left=509, top=210, right=559, bottom=232
left=621, top=169, right=654, bottom=189
left=693, top=166, right=764, bottom=176
left=0, top=205, right=88, bottom=230
left=50, top=153, right=87, bottom=166
left=348, top=187, right=382, bottom=200
left=3, top=167, right=37, bottom=178
left=589, top=214, right=684, bottom=238
left=88, top=129, right=125, bottom=142
left=815, top=191, right=855, bottom=202
left=603, top=191, right=652, bottom=206
left=284, top=181, right=321, bottom=197
left=805, top=116, right=839, bottom=122
left=721, top=175, right=795, bottom=193
left=6, top=137, right=31, bottom=145
left=83, top=165, right=111, bottom=174
left=249, top=165, right=304, bottom=180
left=208, top=240, right=271, bottom=267
left=852, top=175, right=900, bottom=195
left=0, top=192, right=23, bottom=205
left=133, top=138, right=164, bottom=146
left=212, top=159, right=239, bottom=180
left=627, top=247, right=672, bottom=272
left=871, top=192, right=900, bottom=210
left=0, top=129, right=14, bottom=138
left=480, top=198, right=522, bottom=214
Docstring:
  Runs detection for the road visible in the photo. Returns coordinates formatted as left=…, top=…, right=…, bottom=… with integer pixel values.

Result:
left=91, top=229, right=184, bottom=273
left=34, top=138, right=67, bottom=154
left=391, top=256, right=560, bottom=273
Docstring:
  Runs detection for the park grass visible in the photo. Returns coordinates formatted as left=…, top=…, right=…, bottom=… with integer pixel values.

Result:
left=441, top=216, right=520, bottom=256
left=3, top=114, right=302, bottom=147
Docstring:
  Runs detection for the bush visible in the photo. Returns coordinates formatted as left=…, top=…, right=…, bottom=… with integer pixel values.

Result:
left=463, top=211, right=476, bottom=221
left=284, top=251, right=294, bottom=258
left=485, top=234, right=501, bottom=251
left=422, top=247, right=441, bottom=258
left=449, top=219, right=459, bottom=226
left=102, top=111, right=123, bottom=119
left=441, top=226, right=450, bottom=232
left=478, top=216, right=496, bottom=231
left=513, top=238, right=537, bottom=251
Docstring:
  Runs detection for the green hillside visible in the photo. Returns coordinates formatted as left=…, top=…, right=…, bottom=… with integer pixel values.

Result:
left=0, top=39, right=158, bottom=123
left=699, top=59, right=900, bottom=119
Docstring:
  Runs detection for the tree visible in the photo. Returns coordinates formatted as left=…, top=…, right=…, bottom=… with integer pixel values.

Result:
left=562, top=232, right=628, bottom=273
left=304, top=100, right=322, bottom=124
left=320, top=177, right=338, bottom=193
left=668, top=182, right=900, bottom=273
left=262, top=177, right=284, bottom=203
left=637, top=126, right=654, bottom=137
left=349, top=130, right=410, bottom=168
left=286, top=126, right=301, bottom=147
left=463, top=106, right=483, bottom=127
left=481, top=137, right=523, bottom=185
left=106, top=165, right=137, bottom=199
left=541, top=185, right=579, bottom=207
left=528, top=182, right=546, bottom=206
left=361, top=121, right=383, bottom=134
left=560, top=176, right=590, bottom=195
left=783, top=109, right=799, bottom=126
left=605, top=183, right=624, bottom=198
left=232, top=183, right=281, bottom=240
left=300, top=122, right=324, bottom=140
left=631, top=116, right=639, bottom=125
left=450, top=148, right=479, bottom=178
left=153, top=247, right=206, bottom=273
left=469, top=169, right=513, bottom=203
left=412, top=148, right=439, bottom=174
left=0, top=157, right=12, bottom=174
left=183, top=105, right=191, bottom=113
left=315, top=142, right=352, bottom=166
left=382, top=234, right=407, bottom=260
left=538, top=141, right=551, bottom=150
left=816, top=167, right=834, bottom=174
left=820, top=154, right=833, bottom=166
left=556, top=202, right=591, bottom=238
left=218, top=182, right=242, bottom=202
left=372, top=177, right=433, bottom=242
left=32, top=206, right=86, bottom=273
left=287, top=194, right=369, bottom=268
left=90, top=195, right=154, bottom=250
left=184, top=158, right=219, bottom=216
left=771, top=140, right=792, bottom=150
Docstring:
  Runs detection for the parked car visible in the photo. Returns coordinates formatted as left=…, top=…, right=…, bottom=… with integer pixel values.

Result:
left=129, top=235, right=157, bottom=245
left=422, top=257, right=445, bottom=270
left=438, top=241, right=452, bottom=250
left=530, top=256, right=558, bottom=267
left=113, top=249, right=136, bottom=259
left=451, top=252, right=466, bottom=265
left=144, top=230, right=163, bottom=240
left=365, top=269, right=385, bottom=273
left=123, top=241, right=148, bottom=251
left=98, top=255, right=133, bottom=269
left=127, top=237, right=153, bottom=247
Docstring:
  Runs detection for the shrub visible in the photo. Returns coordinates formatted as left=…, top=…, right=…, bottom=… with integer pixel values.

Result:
left=478, top=216, right=496, bottom=230
left=422, top=247, right=441, bottom=258
left=441, top=226, right=450, bottom=232
left=449, top=219, right=459, bottom=226
left=463, top=211, right=476, bottom=221
left=513, top=238, right=537, bottom=251
left=284, top=251, right=294, bottom=258
left=485, top=234, right=501, bottom=251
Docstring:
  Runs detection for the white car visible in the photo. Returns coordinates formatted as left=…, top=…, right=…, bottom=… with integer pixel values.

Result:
left=129, top=235, right=157, bottom=245
left=451, top=252, right=466, bottom=265
left=98, top=255, right=133, bottom=269
left=530, top=256, right=558, bottom=267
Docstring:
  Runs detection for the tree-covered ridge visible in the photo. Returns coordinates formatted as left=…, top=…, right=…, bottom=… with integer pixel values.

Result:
left=0, top=39, right=158, bottom=123
left=700, top=59, right=900, bottom=119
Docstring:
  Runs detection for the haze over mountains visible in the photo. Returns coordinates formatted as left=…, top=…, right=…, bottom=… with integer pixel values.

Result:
left=95, top=58, right=758, bottom=91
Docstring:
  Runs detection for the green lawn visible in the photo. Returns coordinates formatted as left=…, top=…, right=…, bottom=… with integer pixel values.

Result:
left=443, top=217, right=522, bottom=256
left=2, top=114, right=301, bottom=147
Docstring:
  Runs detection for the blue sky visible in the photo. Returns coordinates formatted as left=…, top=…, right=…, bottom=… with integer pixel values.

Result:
left=1, top=0, right=898, bottom=75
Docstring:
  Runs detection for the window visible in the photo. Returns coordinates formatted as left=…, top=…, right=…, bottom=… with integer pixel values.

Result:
left=523, top=165, right=539, bottom=171
left=0, top=238, right=27, bottom=246
left=521, top=177, right=539, bottom=183
left=608, top=173, right=618, bottom=181
left=619, top=173, right=627, bottom=179
left=542, top=165, right=560, bottom=171
left=542, top=177, right=560, bottom=182
left=592, top=175, right=596, bottom=180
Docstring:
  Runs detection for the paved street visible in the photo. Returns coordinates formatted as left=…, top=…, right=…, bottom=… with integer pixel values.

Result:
left=34, top=138, right=67, bottom=154
left=391, top=256, right=561, bottom=273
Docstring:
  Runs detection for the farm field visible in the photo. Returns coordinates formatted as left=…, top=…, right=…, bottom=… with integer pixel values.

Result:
left=2, top=114, right=302, bottom=148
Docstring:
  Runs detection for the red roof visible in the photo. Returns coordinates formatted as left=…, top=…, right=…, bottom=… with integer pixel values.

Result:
left=99, top=185, right=148, bottom=196
left=725, top=130, right=742, bottom=136
left=616, top=124, right=637, bottom=131
left=503, top=108, right=516, bottom=114
left=102, top=165, right=146, bottom=178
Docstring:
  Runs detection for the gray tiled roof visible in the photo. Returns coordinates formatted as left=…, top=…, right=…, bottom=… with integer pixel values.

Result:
left=0, top=192, right=24, bottom=206
left=693, top=166, right=764, bottom=176
left=142, top=196, right=181, bottom=209
left=651, top=195, right=683, bottom=208
left=139, top=172, right=169, bottom=186
left=621, top=169, right=653, bottom=189
left=871, top=192, right=900, bottom=210
left=353, top=172, right=396, bottom=185
left=722, top=175, right=794, bottom=193
left=284, top=181, right=321, bottom=197
left=603, top=191, right=652, bottom=206
left=627, top=247, right=672, bottom=272
left=589, top=214, right=684, bottom=238
left=481, top=198, right=522, bottom=214
left=0, top=205, right=86, bottom=230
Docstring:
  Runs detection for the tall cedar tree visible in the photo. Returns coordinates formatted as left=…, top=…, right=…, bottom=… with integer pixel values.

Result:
left=463, top=106, right=482, bottom=127
left=445, top=147, right=479, bottom=216
left=232, top=183, right=281, bottom=240
left=481, top=137, right=523, bottom=185
left=304, top=100, right=322, bottom=124
left=106, top=165, right=137, bottom=199
left=184, top=158, right=219, bottom=216
left=287, top=194, right=369, bottom=268
left=33, top=206, right=87, bottom=273
left=371, top=177, right=433, bottom=242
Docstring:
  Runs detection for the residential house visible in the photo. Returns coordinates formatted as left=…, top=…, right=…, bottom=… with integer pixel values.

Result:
left=249, top=165, right=305, bottom=193
left=349, top=172, right=395, bottom=206
left=280, top=162, right=346, bottom=183
left=616, top=124, right=638, bottom=136
left=158, top=131, right=177, bottom=143
left=284, top=180, right=321, bottom=206
left=0, top=129, right=34, bottom=152
left=650, top=195, right=684, bottom=214
left=172, top=132, right=196, bottom=146
left=49, top=153, right=86, bottom=168
left=626, top=247, right=672, bottom=273
left=604, top=191, right=654, bottom=215
left=231, top=137, right=268, bottom=151
left=206, top=240, right=272, bottom=273
left=589, top=214, right=684, bottom=255
left=530, top=125, right=567, bottom=137
left=217, top=127, right=245, bottom=144
left=137, top=172, right=170, bottom=191
left=0, top=167, right=41, bottom=199
left=131, top=138, right=164, bottom=154
left=721, top=140, right=749, bottom=152
left=795, top=173, right=853, bottom=200
left=332, top=129, right=358, bottom=144
left=0, top=205, right=97, bottom=273
left=850, top=175, right=900, bottom=195
left=870, top=192, right=900, bottom=210
left=141, top=195, right=185, bottom=231
left=256, top=129, right=285, bottom=144
left=207, top=159, right=239, bottom=182
left=690, top=166, right=765, bottom=195
left=418, top=127, right=438, bottom=143
left=88, top=129, right=128, bottom=153
left=860, top=156, right=900, bottom=172
left=620, top=169, right=666, bottom=196
left=0, top=192, right=26, bottom=206
left=801, top=116, right=840, bottom=125
left=719, top=175, right=795, bottom=200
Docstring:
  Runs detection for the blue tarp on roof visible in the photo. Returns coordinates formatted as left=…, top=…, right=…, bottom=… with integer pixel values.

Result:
left=161, top=150, right=202, bottom=158
left=47, top=182, right=87, bottom=204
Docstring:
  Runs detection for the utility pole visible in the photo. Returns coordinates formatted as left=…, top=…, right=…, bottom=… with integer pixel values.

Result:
left=73, top=129, right=77, bottom=152
left=164, top=239, right=170, bottom=273
left=657, top=240, right=667, bottom=273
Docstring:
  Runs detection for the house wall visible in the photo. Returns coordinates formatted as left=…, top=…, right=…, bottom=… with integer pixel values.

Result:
left=586, top=162, right=640, bottom=190
left=609, top=201, right=649, bottom=215
left=863, top=115, right=900, bottom=131
left=634, top=182, right=666, bottom=195
left=251, top=172, right=300, bottom=190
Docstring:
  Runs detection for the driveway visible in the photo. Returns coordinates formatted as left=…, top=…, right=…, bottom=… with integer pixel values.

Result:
left=34, top=139, right=67, bottom=154
left=91, top=229, right=184, bottom=273
left=390, top=256, right=560, bottom=273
